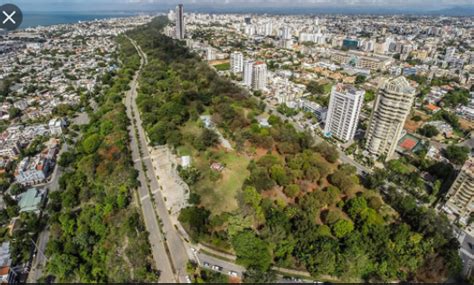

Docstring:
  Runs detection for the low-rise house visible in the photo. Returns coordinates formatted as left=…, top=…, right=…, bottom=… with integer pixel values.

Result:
left=299, top=99, right=328, bottom=122
left=258, top=117, right=271, bottom=128
left=424, top=103, right=441, bottom=113
left=424, top=120, right=454, bottom=138
left=0, top=241, right=11, bottom=283
left=15, top=155, right=52, bottom=186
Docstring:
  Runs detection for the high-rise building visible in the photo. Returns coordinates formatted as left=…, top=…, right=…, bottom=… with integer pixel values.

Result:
left=230, top=51, right=244, bottom=74
left=282, top=26, right=292, bottom=40
left=444, top=157, right=474, bottom=227
left=365, top=76, right=415, bottom=160
left=252, top=62, right=267, bottom=91
left=206, top=47, right=215, bottom=61
left=175, top=4, right=185, bottom=40
left=324, top=84, right=364, bottom=142
left=243, top=59, right=254, bottom=87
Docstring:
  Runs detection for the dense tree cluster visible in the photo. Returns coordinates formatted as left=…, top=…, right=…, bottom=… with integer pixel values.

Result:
left=132, top=17, right=461, bottom=282
left=45, top=36, right=155, bottom=282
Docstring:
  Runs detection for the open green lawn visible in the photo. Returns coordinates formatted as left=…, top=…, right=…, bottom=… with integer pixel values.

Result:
left=214, top=62, right=230, bottom=71
left=180, top=119, right=251, bottom=213
left=323, top=83, right=333, bottom=94
left=181, top=120, right=202, bottom=137
left=194, top=150, right=251, bottom=214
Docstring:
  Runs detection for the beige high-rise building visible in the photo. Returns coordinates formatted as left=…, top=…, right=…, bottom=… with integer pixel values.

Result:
left=365, top=76, right=416, bottom=160
left=444, top=157, right=474, bottom=227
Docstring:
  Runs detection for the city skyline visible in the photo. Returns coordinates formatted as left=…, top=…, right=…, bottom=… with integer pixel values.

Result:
left=1, top=2, right=473, bottom=283
left=12, top=0, right=474, bottom=14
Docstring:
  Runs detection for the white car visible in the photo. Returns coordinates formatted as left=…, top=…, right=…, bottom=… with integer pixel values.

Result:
left=185, top=276, right=191, bottom=283
left=228, top=271, right=238, bottom=277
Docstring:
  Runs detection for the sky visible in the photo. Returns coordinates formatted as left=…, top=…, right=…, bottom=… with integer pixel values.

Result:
left=6, top=0, right=474, bottom=13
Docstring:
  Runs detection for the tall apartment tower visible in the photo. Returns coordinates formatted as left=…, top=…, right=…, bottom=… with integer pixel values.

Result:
left=365, top=76, right=415, bottom=160
left=252, top=62, right=267, bottom=91
left=175, top=4, right=185, bottom=40
left=243, top=59, right=254, bottom=87
left=444, top=157, right=474, bottom=226
left=324, top=84, right=364, bottom=142
left=230, top=51, right=244, bottom=74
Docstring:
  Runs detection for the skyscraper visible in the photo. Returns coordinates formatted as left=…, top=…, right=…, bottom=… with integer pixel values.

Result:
left=230, top=51, right=244, bottom=74
left=365, top=76, right=415, bottom=160
left=175, top=4, right=185, bottom=40
left=243, top=59, right=254, bottom=87
left=252, top=62, right=267, bottom=91
left=324, top=84, right=364, bottom=142
left=444, top=157, right=474, bottom=227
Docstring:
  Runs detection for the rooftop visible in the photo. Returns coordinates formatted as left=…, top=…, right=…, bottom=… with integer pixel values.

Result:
left=18, top=188, right=43, bottom=213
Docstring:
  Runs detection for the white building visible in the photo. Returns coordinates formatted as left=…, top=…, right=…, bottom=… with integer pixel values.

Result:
left=206, top=47, right=216, bottom=61
left=243, top=59, right=254, bottom=87
left=365, top=76, right=416, bottom=160
left=230, top=51, right=244, bottom=74
left=300, top=99, right=328, bottom=122
left=281, top=26, right=292, bottom=40
left=324, top=84, right=364, bottom=142
left=252, top=62, right=267, bottom=91
left=443, top=157, right=474, bottom=233
left=48, top=118, right=66, bottom=136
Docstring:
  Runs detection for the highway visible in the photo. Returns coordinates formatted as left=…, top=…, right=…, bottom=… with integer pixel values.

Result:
left=125, top=36, right=190, bottom=283
left=124, top=36, right=176, bottom=283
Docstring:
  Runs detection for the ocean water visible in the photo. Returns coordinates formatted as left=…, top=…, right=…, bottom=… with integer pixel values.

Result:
left=20, top=11, right=137, bottom=29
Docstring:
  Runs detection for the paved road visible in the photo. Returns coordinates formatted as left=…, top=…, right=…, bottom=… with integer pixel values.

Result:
left=124, top=36, right=176, bottom=283
left=196, top=252, right=244, bottom=278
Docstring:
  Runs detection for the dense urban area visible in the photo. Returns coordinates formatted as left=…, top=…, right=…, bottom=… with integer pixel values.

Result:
left=0, top=4, right=473, bottom=284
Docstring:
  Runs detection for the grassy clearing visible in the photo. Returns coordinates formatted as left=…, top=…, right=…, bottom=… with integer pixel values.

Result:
left=179, top=119, right=251, bottom=214
left=194, top=150, right=251, bottom=214
left=214, top=62, right=230, bottom=71
left=323, top=83, right=333, bottom=94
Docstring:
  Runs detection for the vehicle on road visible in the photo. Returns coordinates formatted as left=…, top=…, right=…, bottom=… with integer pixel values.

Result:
left=203, top=262, right=210, bottom=268
left=211, top=265, right=223, bottom=271
left=228, top=271, right=238, bottom=277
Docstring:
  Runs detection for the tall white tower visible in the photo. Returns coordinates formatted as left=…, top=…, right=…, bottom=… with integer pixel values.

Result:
left=324, top=84, right=364, bottom=142
left=175, top=4, right=185, bottom=40
left=230, top=51, right=244, bottom=74
left=243, top=59, right=254, bottom=87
